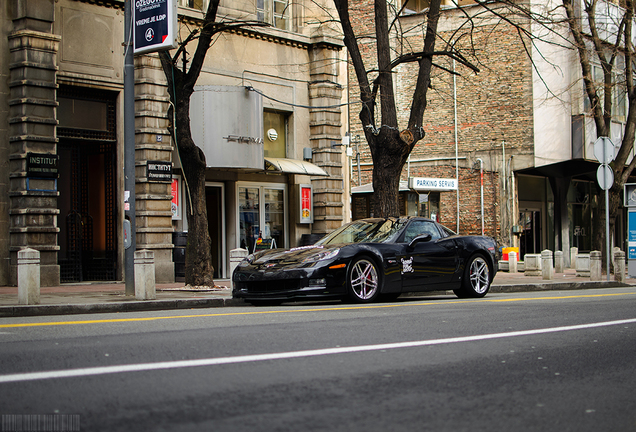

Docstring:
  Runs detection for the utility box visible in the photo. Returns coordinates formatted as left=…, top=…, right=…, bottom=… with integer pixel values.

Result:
left=190, top=86, right=263, bottom=170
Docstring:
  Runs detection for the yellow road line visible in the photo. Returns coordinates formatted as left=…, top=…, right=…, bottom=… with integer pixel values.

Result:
left=0, top=291, right=634, bottom=329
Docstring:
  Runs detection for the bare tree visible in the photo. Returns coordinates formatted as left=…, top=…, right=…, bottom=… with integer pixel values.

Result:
left=561, top=0, right=636, bottom=255
left=158, top=1, right=265, bottom=286
left=333, top=0, right=478, bottom=217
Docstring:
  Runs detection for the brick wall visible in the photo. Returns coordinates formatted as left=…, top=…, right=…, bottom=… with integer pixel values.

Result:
left=347, top=2, right=534, bottom=244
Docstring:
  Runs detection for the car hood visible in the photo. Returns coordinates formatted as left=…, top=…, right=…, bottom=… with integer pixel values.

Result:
left=251, top=245, right=340, bottom=265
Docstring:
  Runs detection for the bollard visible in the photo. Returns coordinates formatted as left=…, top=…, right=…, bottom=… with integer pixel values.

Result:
left=541, top=250, right=554, bottom=280
left=135, top=249, right=156, bottom=300
left=590, top=251, right=602, bottom=281
left=614, top=250, right=626, bottom=283
left=524, top=254, right=542, bottom=276
left=555, top=251, right=564, bottom=273
left=18, top=248, right=40, bottom=305
left=576, top=253, right=590, bottom=277
left=508, top=251, right=518, bottom=273
left=230, top=248, right=249, bottom=278
left=570, top=246, right=578, bottom=269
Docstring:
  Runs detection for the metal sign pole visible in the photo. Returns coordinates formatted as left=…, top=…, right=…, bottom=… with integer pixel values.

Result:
left=124, top=0, right=136, bottom=295
left=595, top=137, right=614, bottom=282
left=604, top=139, right=610, bottom=282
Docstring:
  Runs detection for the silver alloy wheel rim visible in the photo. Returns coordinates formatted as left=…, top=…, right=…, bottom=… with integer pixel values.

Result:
left=350, top=259, right=378, bottom=300
left=469, top=257, right=490, bottom=294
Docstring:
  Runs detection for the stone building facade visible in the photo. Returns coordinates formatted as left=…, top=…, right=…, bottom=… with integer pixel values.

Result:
left=0, top=0, right=348, bottom=286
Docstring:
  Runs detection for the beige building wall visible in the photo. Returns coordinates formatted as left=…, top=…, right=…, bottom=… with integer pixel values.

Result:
left=0, top=0, right=347, bottom=284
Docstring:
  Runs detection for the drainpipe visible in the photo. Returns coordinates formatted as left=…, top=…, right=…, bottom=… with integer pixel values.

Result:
left=453, top=59, right=460, bottom=233
left=476, top=158, right=484, bottom=236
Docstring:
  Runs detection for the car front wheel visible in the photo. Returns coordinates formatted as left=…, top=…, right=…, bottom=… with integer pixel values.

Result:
left=454, top=254, right=491, bottom=298
left=347, top=256, right=381, bottom=303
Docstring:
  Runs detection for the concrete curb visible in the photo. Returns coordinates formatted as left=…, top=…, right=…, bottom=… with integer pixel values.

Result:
left=491, top=281, right=630, bottom=293
left=0, top=297, right=248, bottom=318
left=0, top=281, right=631, bottom=318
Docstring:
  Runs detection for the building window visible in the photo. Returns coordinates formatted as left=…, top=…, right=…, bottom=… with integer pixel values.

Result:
left=401, top=0, right=474, bottom=14
left=257, top=0, right=291, bottom=30
left=179, top=0, right=208, bottom=11
left=264, top=110, right=287, bottom=158
left=584, top=63, right=627, bottom=122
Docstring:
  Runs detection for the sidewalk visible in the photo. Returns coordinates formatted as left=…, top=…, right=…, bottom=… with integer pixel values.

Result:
left=0, top=270, right=633, bottom=318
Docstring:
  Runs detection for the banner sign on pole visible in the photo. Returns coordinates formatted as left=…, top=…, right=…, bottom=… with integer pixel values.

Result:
left=134, top=0, right=178, bottom=55
left=299, top=184, right=313, bottom=224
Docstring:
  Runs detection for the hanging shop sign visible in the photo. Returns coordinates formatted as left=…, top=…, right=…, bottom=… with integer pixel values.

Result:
left=134, top=0, right=178, bottom=55
left=171, top=175, right=181, bottom=220
left=147, top=160, right=172, bottom=182
left=299, top=184, right=313, bottom=224
left=409, top=177, right=457, bottom=191
left=27, top=153, right=58, bottom=178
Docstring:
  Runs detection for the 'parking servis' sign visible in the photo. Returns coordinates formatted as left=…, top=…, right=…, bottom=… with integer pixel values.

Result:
left=134, top=0, right=178, bottom=55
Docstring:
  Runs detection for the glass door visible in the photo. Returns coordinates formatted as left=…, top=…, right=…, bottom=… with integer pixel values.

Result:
left=239, top=186, right=260, bottom=253
left=264, top=188, right=285, bottom=249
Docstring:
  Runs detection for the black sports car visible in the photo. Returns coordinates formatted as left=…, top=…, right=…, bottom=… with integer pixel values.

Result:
left=232, top=216, right=498, bottom=304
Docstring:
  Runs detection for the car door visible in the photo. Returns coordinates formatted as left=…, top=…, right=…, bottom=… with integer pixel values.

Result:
left=398, top=220, right=457, bottom=290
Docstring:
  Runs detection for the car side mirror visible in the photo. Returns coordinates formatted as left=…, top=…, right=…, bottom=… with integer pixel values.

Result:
left=408, top=233, right=432, bottom=250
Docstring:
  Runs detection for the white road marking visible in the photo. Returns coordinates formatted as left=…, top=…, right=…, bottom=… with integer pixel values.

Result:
left=1, top=318, right=634, bottom=384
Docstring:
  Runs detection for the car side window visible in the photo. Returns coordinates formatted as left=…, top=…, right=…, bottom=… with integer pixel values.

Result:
left=403, top=221, right=441, bottom=243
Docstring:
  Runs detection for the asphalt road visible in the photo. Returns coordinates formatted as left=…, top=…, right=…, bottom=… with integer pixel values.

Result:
left=1, top=288, right=635, bottom=432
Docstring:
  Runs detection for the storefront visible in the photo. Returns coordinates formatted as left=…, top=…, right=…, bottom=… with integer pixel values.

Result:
left=168, top=86, right=330, bottom=279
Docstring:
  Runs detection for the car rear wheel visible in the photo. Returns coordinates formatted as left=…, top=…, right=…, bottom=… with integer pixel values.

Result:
left=347, top=256, right=381, bottom=303
left=454, top=254, right=491, bottom=298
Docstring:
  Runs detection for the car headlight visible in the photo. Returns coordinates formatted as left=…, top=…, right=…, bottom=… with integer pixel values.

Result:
left=238, top=254, right=254, bottom=267
left=303, top=248, right=340, bottom=263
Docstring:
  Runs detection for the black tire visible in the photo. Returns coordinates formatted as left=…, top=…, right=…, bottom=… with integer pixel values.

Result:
left=454, top=254, right=491, bottom=298
left=347, top=256, right=382, bottom=303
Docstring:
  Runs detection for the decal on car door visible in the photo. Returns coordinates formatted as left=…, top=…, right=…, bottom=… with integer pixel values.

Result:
left=401, top=257, right=414, bottom=274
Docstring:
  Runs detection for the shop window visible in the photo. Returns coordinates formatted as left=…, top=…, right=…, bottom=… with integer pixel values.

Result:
left=257, top=0, right=291, bottom=30
left=264, top=111, right=287, bottom=158
left=239, top=184, right=287, bottom=252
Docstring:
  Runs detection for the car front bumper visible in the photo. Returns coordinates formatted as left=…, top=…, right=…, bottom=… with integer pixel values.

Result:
left=232, top=264, right=347, bottom=301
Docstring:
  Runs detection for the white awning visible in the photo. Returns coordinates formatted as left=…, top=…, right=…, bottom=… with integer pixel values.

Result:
left=264, top=157, right=328, bottom=176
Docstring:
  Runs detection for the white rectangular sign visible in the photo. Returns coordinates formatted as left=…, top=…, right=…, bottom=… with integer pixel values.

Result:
left=409, top=177, right=457, bottom=191
left=134, top=0, right=178, bottom=55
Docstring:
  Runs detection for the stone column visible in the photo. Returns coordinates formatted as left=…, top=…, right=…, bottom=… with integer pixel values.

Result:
left=134, top=249, right=156, bottom=300
left=8, top=0, right=61, bottom=286
left=555, top=251, right=564, bottom=273
left=590, top=251, right=602, bottom=281
left=18, top=248, right=40, bottom=305
left=508, top=251, right=518, bottom=273
left=541, top=250, right=553, bottom=281
left=308, top=33, right=344, bottom=234
left=133, top=54, right=175, bottom=283
left=614, top=250, right=625, bottom=283
left=570, top=247, right=578, bottom=269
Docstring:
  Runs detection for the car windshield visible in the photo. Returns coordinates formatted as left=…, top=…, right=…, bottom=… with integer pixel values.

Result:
left=316, top=218, right=407, bottom=245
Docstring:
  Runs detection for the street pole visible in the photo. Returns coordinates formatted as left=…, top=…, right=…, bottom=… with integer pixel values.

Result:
left=604, top=139, right=610, bottom=282
left=124, top=0, right=136, bottom=295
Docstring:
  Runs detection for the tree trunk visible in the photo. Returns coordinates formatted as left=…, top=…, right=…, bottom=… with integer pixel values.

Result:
left=368, top=132, right=411, bottom=217
left=175, top=92, right=215, bottom=287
